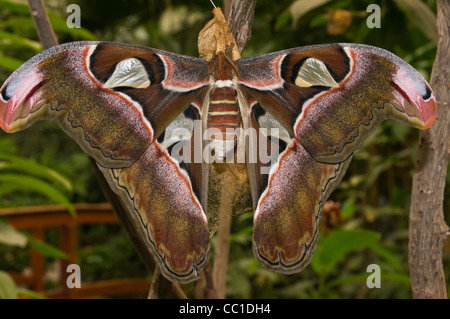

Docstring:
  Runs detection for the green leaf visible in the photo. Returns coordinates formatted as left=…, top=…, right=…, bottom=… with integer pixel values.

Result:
left=393, top=0, right=437, bottom=44
left=0, top=153, right=73, bottom=193
left=0, top=220, right=27, bottom=247
left=0, top=174, right=75, bottom=217
left=0, top=17, right=39, bottom=33
left=325, top=273, right=369, bottom=289
left=312, top=229, right=381, bottom=277
left=341, top=198, right=357, bottom=220
left=0, top=30, right=42, bottom=52
left=289, top=0, right=332, bottom=25
left=325, top=272, right=410, bottom=289
left=0, top=0, right=30, bottom=14
left=275, top=10, right=292, bottom=30
left=368, top=243, right=404, bottom=272
left=0, top=55, right=23, bottom=71
left=310, top=243, right=324, bottom=275
left=17, top=288, right=47, bottom=299
left=365, top=157, right=396, bottom=188
left=0, top=270, right=18, bottom=299
left=0, top=138, right=18, bottom=154
left=229, top=225, right=253, bottom=244
left=48, top=12, right=97, bottom=41
left=0, top=184, right=28, bottom=197
left=309, top=14, right=328, bottom=28
left=377, top=272, right=411, bottom=285
left=28, top=236, right=69, bottom=259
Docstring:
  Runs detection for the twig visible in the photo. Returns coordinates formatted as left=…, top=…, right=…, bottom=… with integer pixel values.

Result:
left=408, top=0, right=449, bottom=299
left=27, top=0, right=58, bottom=49
left=212, top=170, right=236, bottom=298
left=147, top=265, right=188, bottom=299
left=193, top=266, right=219, bottom=299
left=227, top=0, right=256, bottom=54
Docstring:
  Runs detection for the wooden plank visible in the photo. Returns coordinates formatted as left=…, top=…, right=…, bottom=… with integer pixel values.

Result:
left=59, top=224, right=78, bottom=298
left=0, top=202, right=113, bottom=215
left=0, top=203, right=119, bottom=229
left=43, top=279, right=152, bottom=299
left=2, top=203, right=157, bottom=298
left=30, top=228, right=45, bottom=292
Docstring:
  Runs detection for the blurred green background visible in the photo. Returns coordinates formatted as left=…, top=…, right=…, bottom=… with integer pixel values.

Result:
left=0, top=0, right=448, bottom=299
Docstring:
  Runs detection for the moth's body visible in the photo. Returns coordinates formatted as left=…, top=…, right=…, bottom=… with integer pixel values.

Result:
left=205, top=54, right=243, bottom=161
left=0, top=36, right=436, bottom=283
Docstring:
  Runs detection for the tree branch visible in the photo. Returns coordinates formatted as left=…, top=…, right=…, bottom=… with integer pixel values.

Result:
left=27, top=0, right=58, bottom=49
left=409, top=0, right=449, bottom=299
left=227, top=0, right=256, bottom=54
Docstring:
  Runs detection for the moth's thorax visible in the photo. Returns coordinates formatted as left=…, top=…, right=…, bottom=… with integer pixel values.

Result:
left=206, top=54, right=241, bottom=160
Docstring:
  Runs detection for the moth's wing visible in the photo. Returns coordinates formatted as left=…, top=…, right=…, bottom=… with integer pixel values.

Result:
left=241, top=98, right=351, bottom=273
left=0, top=41, right=209, bottom=168
left=237, top=44, right=437, bottom=273
left=99, top=101, right=209, bottom=283
left=0, top=41, right=210, bottom=283
left=237, top=43, right=436, bottom=164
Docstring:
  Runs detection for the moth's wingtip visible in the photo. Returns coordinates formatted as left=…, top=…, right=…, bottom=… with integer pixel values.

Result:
left=418, top=94, right=437, bottom=130
left=391, top=64, right=437, bottom=130
left=0, top=96, right=14, bottom=133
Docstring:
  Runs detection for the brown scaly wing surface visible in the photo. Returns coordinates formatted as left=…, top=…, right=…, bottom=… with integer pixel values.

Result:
left=0, top=41, right=211, bottom=283
left=237, top=43, right=436, bottom=273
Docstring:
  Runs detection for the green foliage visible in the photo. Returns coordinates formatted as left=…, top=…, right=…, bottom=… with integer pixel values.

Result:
left=0, top=270, right=17, bottom=298
left=311, top=229, right=382, bottom=278
left=27, top=236, right=69, bottom=260
left=0, top=269, right=47, bottom=299
left=0, top=146, right=74, bottom=298
left=0, top=151, right=75, bottom=215
left=311, top=229, right=409, bottom=294
left=393, top=0, right=437, bottom=44
left=77, top=224, right=149, bottom=284
left=223, top=212, right=412, bottom=299
left=0, top=220, right=27, bottom=247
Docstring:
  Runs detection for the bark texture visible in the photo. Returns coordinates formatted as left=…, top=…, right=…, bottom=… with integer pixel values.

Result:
left=408, top=0, right=449, bottom=299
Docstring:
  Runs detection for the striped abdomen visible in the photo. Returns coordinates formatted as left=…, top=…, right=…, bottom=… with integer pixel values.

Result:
left=206, top=81, right=242, bottom=161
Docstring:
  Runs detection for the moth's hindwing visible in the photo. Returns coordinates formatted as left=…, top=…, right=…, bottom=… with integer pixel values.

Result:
left=244, top=99, right=351, bottom=273
left=99, top=100, right=209, bottom=283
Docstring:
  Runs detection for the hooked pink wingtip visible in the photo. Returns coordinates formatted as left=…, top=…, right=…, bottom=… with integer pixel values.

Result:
left=392, top=68, right=437, bottom=129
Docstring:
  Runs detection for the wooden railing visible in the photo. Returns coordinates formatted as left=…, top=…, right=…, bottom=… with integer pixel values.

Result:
left=0, top=203, right=151, bottom=298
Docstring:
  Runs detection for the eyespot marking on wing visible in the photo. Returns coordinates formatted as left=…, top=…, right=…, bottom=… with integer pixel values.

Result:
left=295, top=58, right=339, bottom=88
left=103, top=58, right=151, bottom=89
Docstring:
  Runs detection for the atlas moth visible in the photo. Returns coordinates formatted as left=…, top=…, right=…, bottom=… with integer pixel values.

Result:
left=0, top=8, right=436, bottom=283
